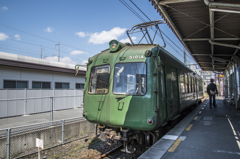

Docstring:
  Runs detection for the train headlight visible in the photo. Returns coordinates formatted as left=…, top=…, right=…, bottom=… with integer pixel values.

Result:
left=88, top=58, right=93, bottom=64
left=109, top=40, right=125, bottom=52
left=147, top=117, right=154, bottom=125
left=145, top=50, right=152, bottom=57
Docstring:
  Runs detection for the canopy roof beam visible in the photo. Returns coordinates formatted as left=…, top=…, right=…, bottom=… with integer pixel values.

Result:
left=204, top=0, right=240, bottom=10
left=159, top=0, right=201, bottom=5
left=153, top=0, right=199, bottom=65
left=183, top=38, right=240, bottom=41
left=209, top=40, right=240, bottom=50
left=192, top=54, right=233, bottom=56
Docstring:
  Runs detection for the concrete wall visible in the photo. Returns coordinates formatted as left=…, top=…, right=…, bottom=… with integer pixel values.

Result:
left=0, top=65, right=85, bottom=89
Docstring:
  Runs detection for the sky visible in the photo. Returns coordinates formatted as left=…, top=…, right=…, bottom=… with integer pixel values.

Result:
left=0, top=0, right=196, bottom=66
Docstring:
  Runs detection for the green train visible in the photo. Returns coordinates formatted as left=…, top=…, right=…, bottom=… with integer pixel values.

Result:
left=81, top=21, right=204, bottom=149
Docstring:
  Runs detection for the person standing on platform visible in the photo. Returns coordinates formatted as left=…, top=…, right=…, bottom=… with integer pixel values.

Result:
left=207, top=79, right=219, bottom=109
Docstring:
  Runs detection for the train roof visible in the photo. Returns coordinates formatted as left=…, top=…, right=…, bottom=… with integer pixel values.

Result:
left=90, top=41, right=202, bottom=80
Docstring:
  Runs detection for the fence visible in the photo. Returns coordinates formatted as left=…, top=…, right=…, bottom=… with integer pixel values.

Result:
left=0, top=89, right=83, bottom=118
left=0, top=95, right=84, bottom=130
left=0, top=95, right=83, bottom=118
left=0, top=117, right=95, bottom=159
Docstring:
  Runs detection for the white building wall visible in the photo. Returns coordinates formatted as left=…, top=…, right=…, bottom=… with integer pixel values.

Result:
left=0, top=65, right=85, bottom=118
left=0, top=65, right=85, bottom=89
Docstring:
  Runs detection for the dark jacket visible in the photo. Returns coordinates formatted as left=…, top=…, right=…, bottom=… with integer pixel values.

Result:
left=207, top=82, right=219, bottom=96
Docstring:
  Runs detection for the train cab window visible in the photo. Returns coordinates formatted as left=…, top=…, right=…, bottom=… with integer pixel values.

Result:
left=113, top=62, right=146, bottom=95
left=88, top=65, right=110, bottom=94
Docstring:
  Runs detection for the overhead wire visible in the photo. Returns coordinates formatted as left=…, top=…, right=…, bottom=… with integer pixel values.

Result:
left=5, top=38, right=78, bottom=55
left=119, top=0, right=146, bottom=22
left=0, top=22, right=92, bottom=52
left=1, top=40, right=87, bottom=61
left=0, top=22, right=93, bottom=55
left=129, top=0, right=189, bottom=54
left=122, top=0, right=196, bottom=64
left=0, top=43, right=40, bottom=53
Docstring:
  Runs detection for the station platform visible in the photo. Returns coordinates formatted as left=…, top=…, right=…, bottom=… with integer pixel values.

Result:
left=139, top=97, right=240, bottom=159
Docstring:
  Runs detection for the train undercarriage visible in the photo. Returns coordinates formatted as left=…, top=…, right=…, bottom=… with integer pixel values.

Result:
left=97, top=102, right=199, bottom=152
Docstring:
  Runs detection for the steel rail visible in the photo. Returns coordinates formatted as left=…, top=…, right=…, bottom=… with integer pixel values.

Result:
left=94, top=144, right=123, bottom=159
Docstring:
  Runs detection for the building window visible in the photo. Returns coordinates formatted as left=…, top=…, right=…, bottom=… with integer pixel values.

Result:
left=4, top=80, right=28, bottom=89
left=32, top=82, right=51, bottom=89
left=55, top=82, right=69, bottom=89
left=76, top=83, right=84, bottom=89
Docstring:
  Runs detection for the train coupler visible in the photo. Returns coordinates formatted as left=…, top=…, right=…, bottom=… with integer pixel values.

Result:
left=99, top=129, right=117, bottom=142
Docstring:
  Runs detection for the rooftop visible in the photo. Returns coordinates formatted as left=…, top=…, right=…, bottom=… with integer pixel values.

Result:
left=0, top=52, right=86, bottom=75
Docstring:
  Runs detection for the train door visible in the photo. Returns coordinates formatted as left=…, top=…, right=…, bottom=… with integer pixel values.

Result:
left=160, top=65, right=167, bottom=121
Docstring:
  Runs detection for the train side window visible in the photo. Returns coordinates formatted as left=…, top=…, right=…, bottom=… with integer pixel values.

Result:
left=180, top=73, right=185, bottom=93
left=185, top=74, right=188, bottom=93
left=192, top=77, right=195, bottom=92
left=197, top=80, right=199, bottom=91
left=199, top=80, right=203, bottom=91
left=161, top=65, right=166, bottom=97
left=199, top=81, right=200, bottom=91
left=171, top=67, right=177, bottom=99
left=189, top=76, right=192, bottom=93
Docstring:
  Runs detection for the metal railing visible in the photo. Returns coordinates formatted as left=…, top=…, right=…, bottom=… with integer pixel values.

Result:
left=0, top=117, right=95, bottom=159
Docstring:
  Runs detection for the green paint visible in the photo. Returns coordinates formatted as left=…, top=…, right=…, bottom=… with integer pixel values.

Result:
left=82, top=40, right=203, bottom=132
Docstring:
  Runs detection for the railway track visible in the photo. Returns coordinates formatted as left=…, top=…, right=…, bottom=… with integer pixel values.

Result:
left=91, top=103, right=199, bottom=159
left=18, top=103, right=198, bottom=159
left=94, top=144, right=123, bottom=159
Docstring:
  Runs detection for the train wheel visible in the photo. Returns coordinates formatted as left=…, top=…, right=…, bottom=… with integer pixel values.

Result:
left=145, top=134, right=151, bottom=146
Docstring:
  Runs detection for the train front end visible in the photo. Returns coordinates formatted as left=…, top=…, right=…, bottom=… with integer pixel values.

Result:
left=83, top=40, right=160, bottom=142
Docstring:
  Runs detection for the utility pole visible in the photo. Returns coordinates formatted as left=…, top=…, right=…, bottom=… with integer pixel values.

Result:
left=55, top=42, right=60, bottom=62
left=184, top=47, right=187, bottom=65
left=41, top=45, right=43, bottom=59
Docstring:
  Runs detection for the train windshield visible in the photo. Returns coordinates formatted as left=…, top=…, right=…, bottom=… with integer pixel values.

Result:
left=88, top=65, right=110, bottom=94
left=113, top=62, right=146, bottom=95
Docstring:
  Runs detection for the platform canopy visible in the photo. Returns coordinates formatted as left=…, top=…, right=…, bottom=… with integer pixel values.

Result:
left=149, top=0, right=240, bottom=72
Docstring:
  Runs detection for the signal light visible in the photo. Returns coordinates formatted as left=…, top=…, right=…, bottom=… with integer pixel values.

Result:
left=83, top=112, right=86, bottom=117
